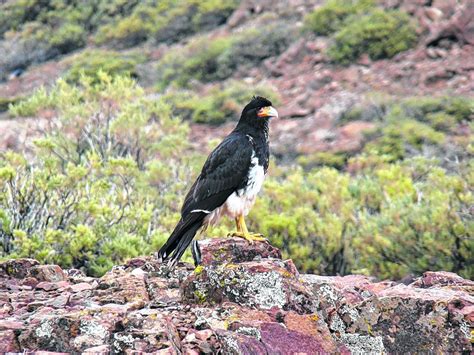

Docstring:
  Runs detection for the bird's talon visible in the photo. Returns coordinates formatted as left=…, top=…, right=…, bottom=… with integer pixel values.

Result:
left=230, top=232, right=267, bottom=243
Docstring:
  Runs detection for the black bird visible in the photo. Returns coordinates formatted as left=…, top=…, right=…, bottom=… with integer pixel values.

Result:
left=157, top=96, right=279, bottom=267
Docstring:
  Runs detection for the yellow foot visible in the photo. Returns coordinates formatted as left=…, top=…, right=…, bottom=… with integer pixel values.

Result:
left=228, top=232, right=267, bottom=243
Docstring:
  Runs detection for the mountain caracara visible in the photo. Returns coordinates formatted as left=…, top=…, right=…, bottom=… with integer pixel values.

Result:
left=157, top=96, right=278, bottom=267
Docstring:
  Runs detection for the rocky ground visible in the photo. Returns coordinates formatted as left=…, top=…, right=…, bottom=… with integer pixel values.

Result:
left=0, top=237, right=472, bottom=354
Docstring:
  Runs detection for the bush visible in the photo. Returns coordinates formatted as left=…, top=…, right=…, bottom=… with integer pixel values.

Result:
left=215, top=24, right=294, bottom=78
left=0, top=0, right=47, bottom=37
left=162, top=81, right=280, bottom=124
left=328, top=9, right=418, bottom=64
left=247, top=161, right=473, bottom=279
left=339, top=95, right=472, bottom=162
left=303, top=0, right=374, bottom=35
left=94, top=0, right=240, bottom=48
left=2, top=75, right=197, bottom=276
left=156, top=36, right=234, bottom=89
left=363, top=119, right=445, bottom=161
left=0, top=0, right=143, bottom=73
left=297, top=152, right=347, bottom=170
left=64, top=49, right=147, bottom=84
left=156, top=24, right=294, bottom=89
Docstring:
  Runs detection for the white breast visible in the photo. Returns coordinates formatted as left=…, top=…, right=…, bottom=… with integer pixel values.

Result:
left=202, top=150, right=266, bottom=226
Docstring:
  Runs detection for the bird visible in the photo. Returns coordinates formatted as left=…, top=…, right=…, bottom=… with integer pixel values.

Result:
left=157, top=96, right=278, bottom=267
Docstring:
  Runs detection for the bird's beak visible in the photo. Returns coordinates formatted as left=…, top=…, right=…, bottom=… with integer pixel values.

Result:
left=257, top=106, right=279, bottom=119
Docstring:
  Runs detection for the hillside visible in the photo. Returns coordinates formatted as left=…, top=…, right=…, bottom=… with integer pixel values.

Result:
left=0, top=1, right=472, bottom=282
left=1, top=0, right=473, bottom=157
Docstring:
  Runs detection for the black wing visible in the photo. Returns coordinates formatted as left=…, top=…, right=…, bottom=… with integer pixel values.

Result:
left=181, top=133, right=253, bottom=216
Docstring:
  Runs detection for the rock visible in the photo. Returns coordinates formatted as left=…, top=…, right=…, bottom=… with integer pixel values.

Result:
left=0, top=258, right=40, bottom=278
left=18, top=309, right=122, bottom=352
left=83, top=344, right=111, bottom=354
left=426, top=2, right=474, bottom=45
left=197, top=237, right=281, bottom=266
left=181, top=257, right=316, bottom=313
left=0, top=238, right=472, bottom=353
left=69, top=282, right=94, bottom=293
left=345, top=284, right=473, bottom=353
left=0, top=319, right=24, bottom=330
left=111, top=310, right=180, bottom=353
left=0, top=330, right=19, bottom=352
left=94, top=268, right=149, bottom=307
left=29, top=265, right=68, bottom=282
left=220, top=321, right=347, bottom=354
left=303, top=272, right=473, bottom=354
left=412, top=270, right=474, bottom=288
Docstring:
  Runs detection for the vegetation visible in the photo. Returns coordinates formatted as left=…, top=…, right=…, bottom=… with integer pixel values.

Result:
left=249, top=160, right=472, bottom=279
left=304, top=0, right=374, bottom=35
left=0, top=2, right=471, bottom=282
left=162, top=81, right=279, bottom=124
left=1, top=75, right=198, bottom=276
left=328, top=9, right=418, bottom=63
left=304, top=1, right=417, bottom=64
left=343, top=95, right=473, bottom=161
left=0, top=0, right=239, bottom=76
left=2, top=76, right=471, bottom=280
left=155, top=23, right=294, bottom=89
left=64, top=49, right=147, bottom=84
left=95, top=0, right=240, bottom=48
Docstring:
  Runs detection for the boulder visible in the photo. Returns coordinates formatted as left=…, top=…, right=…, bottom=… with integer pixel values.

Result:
left=29, top=265, right=68, bottom=282
left=0, top=258, right=39, bottom=278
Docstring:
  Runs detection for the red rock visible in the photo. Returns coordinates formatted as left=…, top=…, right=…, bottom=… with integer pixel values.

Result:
left=198, top=237, right=281, bottom=266
left=94, top=268, right=149, bottom=306
left=263, top=322, right=328, bottom=354
left=0, top=258, right=39, bottom=278
left=0, top=319, right=24, bottom=330
left=29, top=265, right=67, bottom=282
left=412, top=271, right=474, bottom=288
left=0, top=330, right=19, bottom=352
left=283, top=312, right=340, bottom=353
left=36, top=281, right=59, bottom=291
left=83, top=344, right=111, bottom=354
left=69, top=282, right=94, bottom=293
left=0, top=238, right=472, bottom=353
left=21, top=277, right=39, bottom=288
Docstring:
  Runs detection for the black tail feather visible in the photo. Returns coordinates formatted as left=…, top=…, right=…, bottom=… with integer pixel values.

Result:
left=157, top=212, right=205, bottom=267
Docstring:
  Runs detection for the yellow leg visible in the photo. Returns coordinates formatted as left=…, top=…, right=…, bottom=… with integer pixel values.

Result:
left=228, top=215, right=266, bottom=243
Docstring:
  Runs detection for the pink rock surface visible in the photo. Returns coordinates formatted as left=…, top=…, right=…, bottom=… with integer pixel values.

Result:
left=0, top=238, right=472, bottom=353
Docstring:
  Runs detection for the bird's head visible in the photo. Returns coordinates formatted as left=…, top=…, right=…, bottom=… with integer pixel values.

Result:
left=238, top=96, right=279, bottom=129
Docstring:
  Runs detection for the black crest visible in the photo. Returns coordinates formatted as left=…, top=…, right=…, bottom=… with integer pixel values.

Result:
left=242, top=96, right=273, bottom=114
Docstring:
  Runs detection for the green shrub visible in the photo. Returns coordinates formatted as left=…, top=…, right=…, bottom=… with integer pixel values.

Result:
left=156, top=24, right=293, bottom=89
left=162, top=81, right=280, bottom=124
left=2, top=75, right=196, bottom=275
left=215, top=24, right=294, bottom=78
left=156, top=36, right=234, bottom=89
left=339, top=95, right=471, bottom=161
left=0, top=97, right=22, bottom=112
left=328, top=9, right=417, bottom=64
left=246, top=161, right=473, bottom=279
left=401, top=96, right=474, bottom=123
left=297, top=152, right=347, bottom=170
left=303, top=0, right=374, bottom=35
left=364, top=119, right=445, bottom=161
left=64, top=49, right=147, bottom=84
left=0, top=0, right=46, bottom=37
left=94, top=0, right=240, bottom=48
